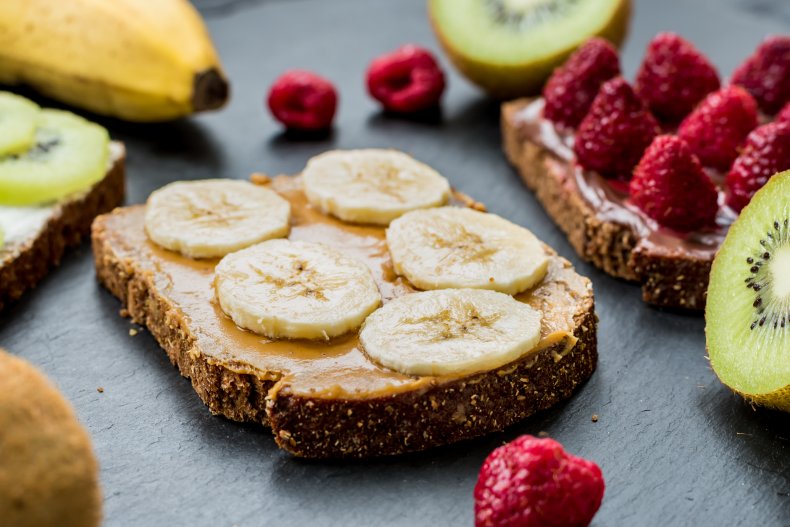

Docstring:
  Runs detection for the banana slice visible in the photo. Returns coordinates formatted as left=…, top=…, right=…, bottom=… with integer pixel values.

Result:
left=301, top=149, right=450, bottom=225
left=386, top=207, right=549, bottom=295
left=360, top=288, right=542, bottom=376
left=145, top=179, right=290, bottom=259
left=214, top=239, right=381, bottom=340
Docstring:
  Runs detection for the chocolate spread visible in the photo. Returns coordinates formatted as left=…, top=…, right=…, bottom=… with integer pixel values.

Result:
left=514, top=99, right=736, bottom=259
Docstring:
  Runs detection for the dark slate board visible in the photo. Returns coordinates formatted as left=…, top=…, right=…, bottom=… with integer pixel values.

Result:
left=1, top=0, right=788, bottom=525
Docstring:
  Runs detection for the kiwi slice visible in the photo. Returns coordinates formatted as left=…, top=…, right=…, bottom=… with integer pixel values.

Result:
left=429, top=0, right=631, bottom=98
left=0, top=91, right=40, bottom=156
left=0, top=109, right=109, bottom=206
left=707, top=170, right=790, bottom=411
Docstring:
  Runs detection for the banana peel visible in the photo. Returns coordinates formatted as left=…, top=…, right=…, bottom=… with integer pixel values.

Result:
left=0, top=0, right=229, bottom=121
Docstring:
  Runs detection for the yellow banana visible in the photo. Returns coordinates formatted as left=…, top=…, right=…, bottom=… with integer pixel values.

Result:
left=0, top=0, right=229, bottom=121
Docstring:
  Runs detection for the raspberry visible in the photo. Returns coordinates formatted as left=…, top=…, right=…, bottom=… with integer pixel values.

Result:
left=267, top=70, right=337, bottom=131
left=726, top=122, right=790, bottom=211
left=366, top=45, right=445, bottom=113
left=574, top=77, right=660, bottom=181
left=635, top=32, right=720, bottom=123
left=732, top=36, right=790, bottom=115
left=543, top=37, right=621, bottom=129
left=778, top=102, right=790, bottom=124
left=677, top=86, right=759, bottom=171
left=474, top=435, right=604, bottom=527
left=630, top=135, right=719, bottom=232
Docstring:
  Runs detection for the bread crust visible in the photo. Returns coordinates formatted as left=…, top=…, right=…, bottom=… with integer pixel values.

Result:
left=0, top=148, right=125, bottom=312
left=92, top=195, right=597, bottom=459
left=502, top=100, right=711, bottom=310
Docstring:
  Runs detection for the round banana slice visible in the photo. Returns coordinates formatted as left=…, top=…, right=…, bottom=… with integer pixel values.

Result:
left=145, top=179, right=290, bottom=259
left=301, top=149, right=450, bottom=225
left=360, top=289, right=542, bottom=376
left=386, top=207, right=550, bottom=295
left=214, top=239, right=381, bottom=340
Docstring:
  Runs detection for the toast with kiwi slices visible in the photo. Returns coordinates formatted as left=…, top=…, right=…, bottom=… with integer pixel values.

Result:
left=92, top=149, right=596, bottom=458
left=0, top=92, right=125, bottom=312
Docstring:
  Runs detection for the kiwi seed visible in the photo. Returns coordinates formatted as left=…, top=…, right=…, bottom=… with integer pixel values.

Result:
left=743, top=219, right=790, bottom=331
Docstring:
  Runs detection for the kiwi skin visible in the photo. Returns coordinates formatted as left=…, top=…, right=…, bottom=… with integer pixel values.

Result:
left=429, top=0, right=631, bottom=99
left=0, top=349, right=102, bottom=527
left=706, top=170, right=790, bottom=412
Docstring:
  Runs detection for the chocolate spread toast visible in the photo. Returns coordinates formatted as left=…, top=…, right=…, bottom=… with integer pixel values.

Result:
left=92, top=175, right=596, bottom=458
left=503, top=100, right=717, bottom=310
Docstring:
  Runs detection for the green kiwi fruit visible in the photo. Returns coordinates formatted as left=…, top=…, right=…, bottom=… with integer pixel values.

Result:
left=707, top=170, right=790, bottom=411
left=428, top=0, right=631, bottom=99
left=0, top=109, right=109, bottom=206
left=0, top=349, right=102, bottom=527
left=0, top=91, right=40, bottom=156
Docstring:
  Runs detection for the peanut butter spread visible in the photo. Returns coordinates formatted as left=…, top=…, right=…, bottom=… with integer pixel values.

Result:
left=101, top=176, right=590, bottom=399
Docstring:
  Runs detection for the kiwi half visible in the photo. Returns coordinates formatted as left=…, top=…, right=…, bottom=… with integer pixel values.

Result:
left=0, top=91, right=40, bottom=156
left=429, top=0, right=631, bottom=99
left=707, top=170, right=790, bottom=411
left=0, top=349, right=102, bottom=527
left=0, top=109, right=109, bottom=206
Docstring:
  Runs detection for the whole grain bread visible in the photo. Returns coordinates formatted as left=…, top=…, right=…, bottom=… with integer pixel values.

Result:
left=92, top=177, right=597, bottom=458
left=0, top=143, right=125, bottom=312
left=502, top=100, right=712, bottom=310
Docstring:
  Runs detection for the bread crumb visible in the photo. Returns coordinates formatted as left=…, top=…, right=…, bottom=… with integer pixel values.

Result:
left=250, top=172, right=271, bottom=185
left=591, top=414, right=599, bottom=422
left=119, top=308, right=129, bottom=318
left=97, top=387, right=104, bottom=393
left=538, top=431, right=549, bottom=437
left=129, top=328, right=138, bottom=337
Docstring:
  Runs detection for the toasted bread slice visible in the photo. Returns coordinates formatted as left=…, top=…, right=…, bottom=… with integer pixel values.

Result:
left=0, top=142, right=125, bottom=312
left=92, top=175, right=596, bottom=458
left=502, top=99, right=713, bottom=310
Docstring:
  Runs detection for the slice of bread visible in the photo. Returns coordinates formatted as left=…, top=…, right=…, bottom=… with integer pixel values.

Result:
left=502, top=100, right=712, bottom=310
left=0, top=142, right=125, bottom=312
left=91, top=175, right=596, bottom=458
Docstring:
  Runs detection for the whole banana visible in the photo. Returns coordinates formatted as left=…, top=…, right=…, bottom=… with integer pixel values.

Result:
left=0, top=0, right=229, bottom=121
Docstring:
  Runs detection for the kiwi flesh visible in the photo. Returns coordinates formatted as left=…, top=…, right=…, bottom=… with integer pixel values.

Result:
left=0, top=91, right=40, bottom=156
left=0, top=109, right=109, bottom=206
left=429, top=0, right=631, bottom=99
left=0, top=349, right=102, bottom=527
left=707, top=170, right=790, bottom=411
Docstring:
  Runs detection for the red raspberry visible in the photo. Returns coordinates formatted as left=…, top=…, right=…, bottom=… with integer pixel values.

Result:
left=366, top=45, right=445, bottom=113
left=635, top=32, right=720, bottom=123
left=726, top=122, right=790, bottom=211
left=574, top=77, right=660, bottom=181
left=677, top=86, right=759, bottom=171
left=732, top=36, right=790, bottom=115
left=630, top=135, right=719, bottom=232
left=778, top=102, right=790, bottom=124
left=267, top=70, right=337, bottom=131
left=474, top=435, right=604, bottom=527
left=543, top=37, right=621, bottom=130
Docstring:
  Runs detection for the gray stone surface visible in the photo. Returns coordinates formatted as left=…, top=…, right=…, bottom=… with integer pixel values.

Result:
left=1, top=0, right=788, bottom=525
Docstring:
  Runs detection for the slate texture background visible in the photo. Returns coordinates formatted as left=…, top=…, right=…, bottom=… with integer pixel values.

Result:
left=0, top=0, right=788, bottom=525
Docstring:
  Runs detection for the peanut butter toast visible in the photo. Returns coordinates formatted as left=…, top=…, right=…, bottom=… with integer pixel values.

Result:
left=92, top=150, right=596, bottom=458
